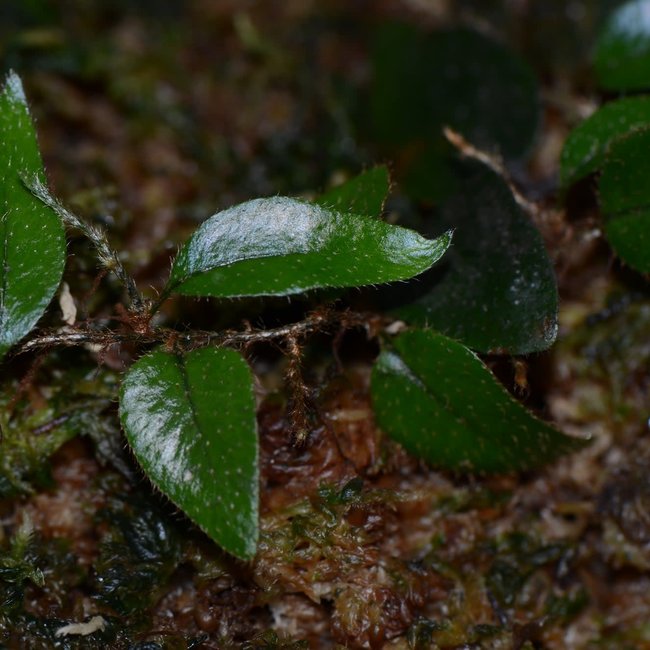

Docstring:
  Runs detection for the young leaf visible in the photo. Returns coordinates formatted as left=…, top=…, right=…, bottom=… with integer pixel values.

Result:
left=0, top=71, right=65, bottom=358
left=595, top=0, right=650, bottom=91
left=163, top=196, right=451, bottom=300
left=371, top=329, right=586, bottom=473
left=392, top=161, right=558, bottom=354
left=560, top=96, right=650, bottom=188
left=119, top=346, right=258, bottom=560
left=315, top=165, right=390, bottom=217
left=598, top=127, right=650, bottom=273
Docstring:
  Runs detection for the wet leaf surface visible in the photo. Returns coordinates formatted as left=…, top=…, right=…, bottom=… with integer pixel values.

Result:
left=371, top=329, right=587, bottom=473
left=119, top=346, right=258, bottom=559
left=0, top=71, right=65, bottom=359
left=393, top=161, right=558, bottom=354
left=164, top=196, right=451, bottom=300
left=560, top=95, right=650, bottom=188
left=599, top=127, right=650, bottom=272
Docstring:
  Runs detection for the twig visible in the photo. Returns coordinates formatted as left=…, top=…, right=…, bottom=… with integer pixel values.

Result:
left=26, top=176, right=146, bottom=313
left=443, top=126, right=540, bottom=218
left=20, top=309, right=372, bottom=355
left=284, top=334, right=312, bottom=446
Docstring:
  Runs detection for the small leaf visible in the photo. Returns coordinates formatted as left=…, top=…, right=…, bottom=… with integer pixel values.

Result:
left=598, top=127, right=650, bottom=273
left=560, top=96, right=650, bottom=188
left=595, top=0, right=650, bottom=91
left=393, top=161, right=558, bottom=354
left=119, top=346, right=258, bottom=559
left=371, top=329, right=586, bottom=473
left=0, top=71, right=65, bottom=358
left=315, top=165, right=390, bottom=217
left=163, top=196, right=451, bottom=299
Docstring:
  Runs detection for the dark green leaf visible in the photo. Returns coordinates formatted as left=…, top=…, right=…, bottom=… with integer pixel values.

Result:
left=371, top=329, right=586, bottom=473
left=595, top=0, right=650, bottom=91
left=164, top=196, right=451, bottom=299
left=393, top=161, right=558, bottom=354
left=119, top=346, right=258, bottom=559
left=0, top=71, right=65, bottom=358
left=315, top=166, right=390, bottom=217
left=370, top=24, right=539, bottom=155
left=370, top=24, right=539, bottom=199
left=560, top=96, right=650, bottom=188
left=598, top=127, right=650, bottom=272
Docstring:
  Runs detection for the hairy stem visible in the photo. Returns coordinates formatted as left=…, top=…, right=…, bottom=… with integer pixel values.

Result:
left=20, top=309, right=376, bottom=355
left=26, top=176, right=145, bottom=313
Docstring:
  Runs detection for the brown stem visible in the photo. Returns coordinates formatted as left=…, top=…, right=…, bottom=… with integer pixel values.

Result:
left=19, top=309, right=375, bottom=356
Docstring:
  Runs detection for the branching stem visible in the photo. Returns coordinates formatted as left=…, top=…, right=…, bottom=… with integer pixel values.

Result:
left=19, top=309, right=376, bottom=355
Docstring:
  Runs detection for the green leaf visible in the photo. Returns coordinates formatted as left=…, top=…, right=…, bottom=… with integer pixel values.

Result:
left=371, top=24, right=539, bottom=155
left=560, top=96, right=650, bottom=188
left=598, top=127, right=650, bottom=273
left=393, top=161, right=558, bottom=354
left=163, top=196, right=451, bottom=299
left=315, top=166, right=390, bottom=217
left=595, top=0, right=650, bottom=91
left=119, top=346, right=258, bottom=559
left=371, top=329, right=586, bottom=473
left=0, top=71, right=65, bottom=358
left=369, top=24, right=539, bottom=203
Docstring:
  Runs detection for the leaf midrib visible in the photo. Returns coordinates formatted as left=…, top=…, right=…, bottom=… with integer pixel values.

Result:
left=173, top=353, right=204, bottom=448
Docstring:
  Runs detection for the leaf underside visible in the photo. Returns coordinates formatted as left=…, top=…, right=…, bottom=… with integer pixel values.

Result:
left=119, top=346, right=259, bottom=560
left=165, top=196, right=451, bottom=299
left=0, top=71, right=65, bottom=359
left=371, top=329, right=587, bottom=474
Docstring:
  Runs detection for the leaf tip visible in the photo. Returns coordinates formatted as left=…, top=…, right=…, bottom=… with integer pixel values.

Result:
left=2, top=70, right=27, bottom=104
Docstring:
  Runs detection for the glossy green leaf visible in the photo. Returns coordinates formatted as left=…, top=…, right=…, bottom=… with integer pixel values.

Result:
left=164, top=196, right=451, bottom=299
left=560, top=96, right=650, bottom=188
left=393, top=161, right=558, bottom=354
left=371, top=330, right=586, bottom=473
left=595, top=0, right=650, bottom=91
left=315, top=166, right=390, bottom=217
left=0, top=71, right=65, bottom=358
left=370, top=24, right=539, bottom=157
left=119, top=346, right=258, bottom=559
left=599, top=127, right=650, bottom=272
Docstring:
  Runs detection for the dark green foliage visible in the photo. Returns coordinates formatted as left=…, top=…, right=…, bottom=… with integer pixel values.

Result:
left=595, top=0, right=650, bottom=90
left=560, top=96, right=650, bottom=188
left=0, top=71, right=65, bottom=358
left=394, top=161, right=559, bottom=354
left=120, top=347, right=259, bottom=559
left=164, top=196, right=451, bottom=300
left=0, top=520, right=45, bottom=615
left=485, top=533, right=570, bottom=609
left=598, top=127, right=650, bottom=272
left=371, top=330, right=587, bottom=473
left=370, top=24, right=539, bottom=156
left=370, top=23, right=539, bottom=201
left=0, top=392, right=77, bottom=497
left=94, top=493, right=183, bottom=617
